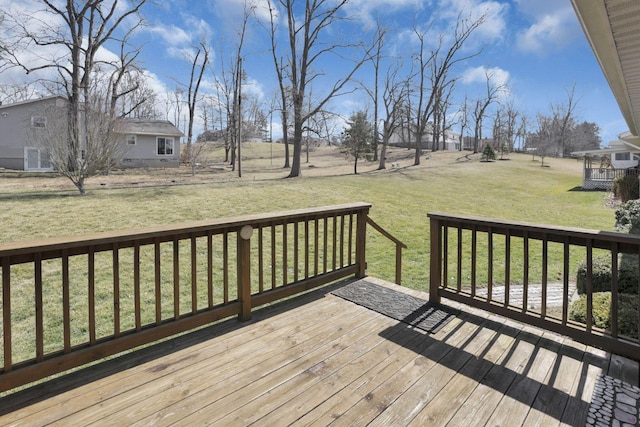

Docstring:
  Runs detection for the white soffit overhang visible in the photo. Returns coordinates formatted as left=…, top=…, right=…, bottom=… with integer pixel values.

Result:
left=571, top=0, right=640, bottom=145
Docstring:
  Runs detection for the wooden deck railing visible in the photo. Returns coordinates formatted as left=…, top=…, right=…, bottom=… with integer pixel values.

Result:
left=429, top=212, right=640, bottom=361
left=0, top=202, right=409, bottom=393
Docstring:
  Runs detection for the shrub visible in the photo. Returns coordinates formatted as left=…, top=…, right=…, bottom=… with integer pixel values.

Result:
left=613, top=174, right=639, bottom=202
left=575, top=255, right=639, bottom=295
left=481, top=144, right=496, bottom=161
left=569, top=292, right=638, bottom=339
left=615, top=199, right=640, bottom=233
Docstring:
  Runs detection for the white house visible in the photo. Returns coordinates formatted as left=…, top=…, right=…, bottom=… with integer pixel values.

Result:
left=0, top=96, right=182, bottom=171
left=572, top=139, right=640, bottom=189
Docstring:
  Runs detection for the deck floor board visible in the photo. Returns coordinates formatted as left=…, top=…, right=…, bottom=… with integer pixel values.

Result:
left=0, top=277, right=637, bottom=427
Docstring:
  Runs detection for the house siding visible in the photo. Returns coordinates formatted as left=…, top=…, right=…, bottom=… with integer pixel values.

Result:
left=120, top=134, right=180, bottom=168
left=0, top=97, right=65, bottom=170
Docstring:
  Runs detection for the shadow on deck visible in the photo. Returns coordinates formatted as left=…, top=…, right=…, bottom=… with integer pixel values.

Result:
left=1, top=277, right=637, bottom=426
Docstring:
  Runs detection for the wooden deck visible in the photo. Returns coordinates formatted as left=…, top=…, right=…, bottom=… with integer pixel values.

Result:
left=0, top=278, right=638, bottom=426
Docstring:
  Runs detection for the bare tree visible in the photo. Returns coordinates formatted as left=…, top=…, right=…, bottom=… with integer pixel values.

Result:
left=411, top=12, right=485, bottom=165
left=378, top=63, right=411, bottom=170
left=267, top=0, right=371, bottom=178
left=181, top=41, right=211, bottom=175
left=533, top=113, right=553, bottom=167
left=457, top=95, right=470, bottom=151
left=552, top=82, right=579, bottom=157
left=359, top=24, right=387, bottom=162
left=3, top=0, right=146, bottom=194
left=471, top=69, right=507, bottom=153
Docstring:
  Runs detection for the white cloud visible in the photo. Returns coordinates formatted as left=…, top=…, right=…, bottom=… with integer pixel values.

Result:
left=343, top=0, right=426, bottom=29
left=514, top=0, right=580, bottom=55
left=461, top=65, right=511, bottom=100
left=147, top=23, right=192, bottom=47
left=438, top=0, right=509, bottom=47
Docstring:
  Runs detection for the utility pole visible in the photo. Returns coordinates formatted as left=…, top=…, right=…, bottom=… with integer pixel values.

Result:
left=237, top=57, right=243, bottom=178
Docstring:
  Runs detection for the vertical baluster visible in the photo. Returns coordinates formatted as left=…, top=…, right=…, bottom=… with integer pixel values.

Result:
left=505, top=230, right=511, bottom=308
left=457, top=226, right=462, bottom=293
left=294, top=221, right=299, bottom=282
left=332, top=216, right=337, bottom=270
left=443, top=226, right=449, bottom=289
left=134, top=242, right=141, bottom=331
left=314, top=218, right=319, bottom=276
left=323, top=217, right=328, bottom=273
left=541, top=236, right=548, bottom=318
left=62, top=250, right=70, bottom=353
left=611, top=243, right=619, bottom=338
left=191, top=236, right=197, bottom=314
left=562, top=241, right=570, bottom=325
left=340, top=215, right=345, bottom=268
left=471, top=226, right=477, bottom=297
left=88, top=248, right=96, bottom=345
left=3, top=257, right=12, bottom=372
left=173, top=238, right=180, bottom=319
left=207, top=233, right=214, bottom=307
left=283, top=222, right=288, bottom=285
left=113, top=243, right=120, bottom=337
left=223, top=232, right=229, bottom=303
left=154, top=240, right=162, bottom=325
left=348, top=214, right=353, bottom=266
left=586, top=240, right=593, bottom=332
left=35, top=254, right=44, bottom=360
left=522, top=231, right=529, bottom=313
left=258, top=227, right=264, bottom=293
left=304, top=220, right=310, bottom=279
left=637, top=245, right=640, bottom=342
left=271, top=226, right=276, bottom=289
left=487, top=228, right=493, bottom=302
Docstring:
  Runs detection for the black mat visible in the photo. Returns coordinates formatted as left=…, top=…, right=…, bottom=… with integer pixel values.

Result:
left=331, top=280, right=459, bottom=334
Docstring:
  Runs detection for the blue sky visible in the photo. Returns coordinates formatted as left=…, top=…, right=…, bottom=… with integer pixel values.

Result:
left=1, top=0, right=629, bottom=146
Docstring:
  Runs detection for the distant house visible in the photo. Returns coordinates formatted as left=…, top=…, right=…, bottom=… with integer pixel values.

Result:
left=0, top=96, right=182, bottom=171
left=571, top=139, right=640, bottom=190
left=388, top=124, right=461, bottom=151
left=117, top=118, right=183, bottom=168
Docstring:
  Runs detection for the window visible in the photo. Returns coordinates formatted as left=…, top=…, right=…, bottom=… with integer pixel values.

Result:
left=31, top=116, right=46, bottom=128
left=157, top=137, right=174, bottom=155
left=615, top=152, right=631, bottom=161
left=24, top=147, right=53, bottom=171
left=126, top=135, right=136, bottom=145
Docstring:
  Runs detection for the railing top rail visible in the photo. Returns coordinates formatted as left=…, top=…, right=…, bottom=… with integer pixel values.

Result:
left=1, top=202, right=372, bottom=258
left=366, top=217, right=407, bottom=249
left=428, top=211, right=640, bottom=246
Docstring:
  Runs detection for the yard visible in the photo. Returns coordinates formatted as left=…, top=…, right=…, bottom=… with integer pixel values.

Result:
left=0, top=143, right=616, bottom=289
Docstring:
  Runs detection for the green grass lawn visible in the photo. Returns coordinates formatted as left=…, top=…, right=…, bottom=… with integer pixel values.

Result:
left=0, top=146, right=616, bottom=291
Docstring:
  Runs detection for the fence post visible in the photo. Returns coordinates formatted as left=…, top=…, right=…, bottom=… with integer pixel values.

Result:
left=429, top=216, right=442, bottom=304
left=356, top=207, right=369, bottom=278
left=237, top=225, right=253, bottom=321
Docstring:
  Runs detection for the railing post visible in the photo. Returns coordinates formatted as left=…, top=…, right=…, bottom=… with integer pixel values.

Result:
left=429, top=215, right=442, bottom=304
left=356, top=207, right=369, bottom=278
left=237, top=225, right=253, bottom=321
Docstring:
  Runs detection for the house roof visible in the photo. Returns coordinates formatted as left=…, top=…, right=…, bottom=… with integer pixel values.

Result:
left=572, top=139, right=640, bottom=157
left=117, top=118, right=184, bottom=137
left=570, top=0, right=640, bottom=146
left=0, top=95, right=67, bottom=110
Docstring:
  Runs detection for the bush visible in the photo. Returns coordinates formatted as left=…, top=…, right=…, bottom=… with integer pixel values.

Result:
left=613, top=174, right=639, bottom=202
left=481, top=144, right=496, bottom=161
left=615, top=199, right=640, bottom=233
left=569, top=292, right=638, bottom=339
left=575, top=255, right=639, bottom=295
